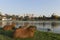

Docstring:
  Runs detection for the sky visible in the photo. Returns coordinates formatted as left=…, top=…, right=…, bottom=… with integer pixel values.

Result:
left=0, top=0, right=60, bottom=16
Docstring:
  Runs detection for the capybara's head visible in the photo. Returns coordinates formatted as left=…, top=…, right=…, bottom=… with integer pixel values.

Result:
left=27, top=26, right=37, bottom=32
left=26, top=26, right=37, bottom=37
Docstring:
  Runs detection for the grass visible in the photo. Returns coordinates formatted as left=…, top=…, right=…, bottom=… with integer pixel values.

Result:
left=0, top=28, right=60, bottom=40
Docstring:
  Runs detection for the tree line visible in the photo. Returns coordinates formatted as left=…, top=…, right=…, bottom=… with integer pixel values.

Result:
left=0, top=13, right=60, bottom=21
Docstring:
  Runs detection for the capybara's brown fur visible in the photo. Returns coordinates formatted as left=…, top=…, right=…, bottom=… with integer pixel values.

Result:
left=3, top=23, right=15, bottom=31
left=13, top=26, right=36, bottom=38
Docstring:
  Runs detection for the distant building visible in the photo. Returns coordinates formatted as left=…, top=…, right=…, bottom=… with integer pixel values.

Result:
left=2, top=16, right=12, bottom=21
left=2, top=16, right=7, bottom=21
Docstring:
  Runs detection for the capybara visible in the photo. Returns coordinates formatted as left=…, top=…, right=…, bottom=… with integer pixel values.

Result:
left=3, top=23, right=15, bottom=31
left=13, top=25, right=36, bottom=38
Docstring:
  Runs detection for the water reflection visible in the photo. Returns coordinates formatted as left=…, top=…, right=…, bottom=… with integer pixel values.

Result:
left=51, top=22, right=60, bottom=33
left=0, top=21, right=60, bottom=33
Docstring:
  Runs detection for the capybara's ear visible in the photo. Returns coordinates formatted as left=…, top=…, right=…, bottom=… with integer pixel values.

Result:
left=19, top=26, right=22, bottom=28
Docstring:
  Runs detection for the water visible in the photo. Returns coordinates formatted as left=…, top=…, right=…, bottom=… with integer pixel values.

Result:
left=0, top=21, right=60, bottom=34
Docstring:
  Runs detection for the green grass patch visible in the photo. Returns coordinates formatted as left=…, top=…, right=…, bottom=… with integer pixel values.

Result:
left=0, top=28, right=60, bottom=40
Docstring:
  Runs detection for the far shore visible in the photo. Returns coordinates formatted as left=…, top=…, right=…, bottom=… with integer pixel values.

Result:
left=1, top=20, right=60, bottom=23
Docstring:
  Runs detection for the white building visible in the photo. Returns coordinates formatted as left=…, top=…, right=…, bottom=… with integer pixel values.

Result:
left=2, top=17, right=7, bottom=21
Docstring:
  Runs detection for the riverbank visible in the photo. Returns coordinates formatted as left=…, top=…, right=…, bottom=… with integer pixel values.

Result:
left=0, top=29, right=60, bottom=40
left=1, top=20, right=60, bottom=23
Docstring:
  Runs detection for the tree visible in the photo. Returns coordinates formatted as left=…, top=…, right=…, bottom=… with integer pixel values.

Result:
left=23, top=16, right=29, bottom=21
left=11, top=15, right=16, bottom=20
left=19, top=16, right=23, bottom=21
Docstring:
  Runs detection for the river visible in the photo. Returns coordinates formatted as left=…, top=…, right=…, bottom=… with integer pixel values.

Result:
left=0, top=21, right=60, bottom=34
